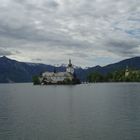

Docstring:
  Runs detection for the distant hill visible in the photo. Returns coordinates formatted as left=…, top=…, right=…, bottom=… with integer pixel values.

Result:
left=87, top=57, right=140, bottom=75
left=0, top=56, right=55, bottom=83
left=0, top=56, right=140, bottom=83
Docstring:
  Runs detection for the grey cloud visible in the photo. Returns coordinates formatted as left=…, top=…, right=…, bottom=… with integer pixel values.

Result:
left=0, top=48, right=13, bottom=56
left=32, top=58, right=42, bottom=62
left=0, top=0, right=139, bottom=66
left=66, top=52, right=89, bottom=58
left=0, top=20, right=93, bottom=50
left=45, top=1, right=59, bottom=8
left=12, top=0, right=59, bottom=12
left=106, top=39, right=140, bottom=57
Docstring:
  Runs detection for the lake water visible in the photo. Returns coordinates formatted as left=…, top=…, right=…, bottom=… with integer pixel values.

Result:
left=0, top=83, right=140, bottom=140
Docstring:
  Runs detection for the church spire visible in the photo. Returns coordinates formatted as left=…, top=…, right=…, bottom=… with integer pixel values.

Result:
left=69, top=59, right=71, bottom=65
left=125, top=66, right=129, bottom=77
left=67, top=59, right=74, bottom=74
left=68, top=59, right=72, bottom=67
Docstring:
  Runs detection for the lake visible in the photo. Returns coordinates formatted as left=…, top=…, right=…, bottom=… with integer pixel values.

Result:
left=0, top=83, right=140, bottom=140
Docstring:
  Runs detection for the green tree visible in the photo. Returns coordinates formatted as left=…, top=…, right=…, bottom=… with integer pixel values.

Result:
left=32, top=76, right=40, bottom=85
left=88, top=72, right=104, bottom=82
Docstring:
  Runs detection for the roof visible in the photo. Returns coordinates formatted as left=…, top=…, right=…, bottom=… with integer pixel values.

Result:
left=42, top=72, right=72, bottom=77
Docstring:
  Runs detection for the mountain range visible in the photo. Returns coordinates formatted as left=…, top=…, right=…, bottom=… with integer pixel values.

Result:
left=0, top=56, right=140, bottom=83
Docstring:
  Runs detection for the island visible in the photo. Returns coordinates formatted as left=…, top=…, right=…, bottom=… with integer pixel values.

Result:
left=33, top=59, right=81, bottom=85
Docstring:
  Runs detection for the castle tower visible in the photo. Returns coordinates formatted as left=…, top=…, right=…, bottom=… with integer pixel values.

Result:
left=66, top=59, right=74, bottom=74
left=125, top=66, right=129, bottom=77
left=68, top=59, right=72, bottom=66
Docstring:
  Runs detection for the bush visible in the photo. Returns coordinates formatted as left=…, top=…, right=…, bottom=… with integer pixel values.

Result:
left=32, top=76, right=40, bottom=85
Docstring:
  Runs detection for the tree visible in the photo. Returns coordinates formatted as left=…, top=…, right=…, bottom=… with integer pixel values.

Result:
left=87, top=72, right=104, bottom=82
left=32, top=76, right=40, bottom=85
left=87, top=69, right=140, bottom=83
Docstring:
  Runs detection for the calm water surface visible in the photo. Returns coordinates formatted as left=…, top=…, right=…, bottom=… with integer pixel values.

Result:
left=0, top=83, right=140, bottom=140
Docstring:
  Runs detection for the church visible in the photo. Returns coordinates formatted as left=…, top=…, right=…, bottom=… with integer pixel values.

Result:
left=39, top=60, right=80, bottom=85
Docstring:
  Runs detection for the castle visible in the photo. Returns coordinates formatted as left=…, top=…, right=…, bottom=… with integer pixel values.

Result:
left=125, top=66, right=129, bottom=77
left=125, top=66, right=140, bottom=78
left=39, top=59, right=80, bottom=85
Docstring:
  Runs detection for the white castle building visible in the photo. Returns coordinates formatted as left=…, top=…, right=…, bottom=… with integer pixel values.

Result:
left=125, top=66, right=129, bottom=77
left=41, top=59, right=75, bottom=84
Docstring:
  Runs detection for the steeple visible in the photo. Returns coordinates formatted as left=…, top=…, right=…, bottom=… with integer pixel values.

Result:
left=125, top=66, right=129, bottom=77
left=66, top=59, right=74, bottom=74
left=68, top=59, right=72, bottom=67
left=69, top=59, right=71, bottom=65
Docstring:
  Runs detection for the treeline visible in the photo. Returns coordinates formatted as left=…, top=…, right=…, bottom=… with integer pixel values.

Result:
left=87, top=69, right=140, bottom=82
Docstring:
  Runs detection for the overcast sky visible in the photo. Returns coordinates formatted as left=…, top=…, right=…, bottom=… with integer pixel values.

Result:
left=0, top=0, right=140, bottom=67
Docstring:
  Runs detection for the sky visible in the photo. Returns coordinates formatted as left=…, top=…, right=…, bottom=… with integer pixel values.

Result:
left=0, top=0, right=140, bottom=67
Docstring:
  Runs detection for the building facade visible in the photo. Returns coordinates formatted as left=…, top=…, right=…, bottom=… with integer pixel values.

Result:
left=40, top=59, right=75, bottom=84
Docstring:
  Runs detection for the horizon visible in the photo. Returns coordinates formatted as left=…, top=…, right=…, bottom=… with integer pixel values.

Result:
left=0, top=0, right=140, bottom=67
left=1, top=55, right=140, bottom=68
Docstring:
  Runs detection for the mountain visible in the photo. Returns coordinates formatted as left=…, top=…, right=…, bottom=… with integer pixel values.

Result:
left=87, top=57, right=140, bottom=75
left=0, top=56, right=55, bottom=83
left=0, top=56, right=140, bottom=83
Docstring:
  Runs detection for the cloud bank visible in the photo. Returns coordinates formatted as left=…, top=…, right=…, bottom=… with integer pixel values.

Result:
left=0, top=0, right=140, bottom=66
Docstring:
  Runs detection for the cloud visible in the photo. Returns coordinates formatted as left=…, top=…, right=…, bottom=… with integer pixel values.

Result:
left=105, top=37, right=140, bottom=56
left=31, top=58, right=43, bottom=62
left=0, top=48, right=12, bottom=56
left=0, top=0, right=139, bottom=66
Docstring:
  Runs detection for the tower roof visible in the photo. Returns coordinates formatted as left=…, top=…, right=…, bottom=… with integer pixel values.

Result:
left=68, top=59, right=72, bottom=67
